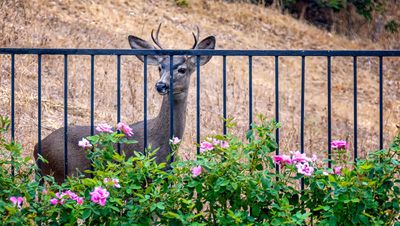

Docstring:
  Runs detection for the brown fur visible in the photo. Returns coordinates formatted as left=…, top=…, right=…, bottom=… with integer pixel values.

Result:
left=34, top=27, right=216, bottom=183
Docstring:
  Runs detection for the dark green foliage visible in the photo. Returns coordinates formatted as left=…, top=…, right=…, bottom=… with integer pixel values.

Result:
left=175, top=0, right=189, bottom=7
left=1, top=115, right=399, bottom=224
left=385, top=20, right=399, bottom=33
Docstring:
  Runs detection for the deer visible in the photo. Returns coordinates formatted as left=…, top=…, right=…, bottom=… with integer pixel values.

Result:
left=34, top=24, right=216, bottom=183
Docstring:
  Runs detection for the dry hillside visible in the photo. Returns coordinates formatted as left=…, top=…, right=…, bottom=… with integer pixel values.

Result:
left=0, top=0, right=399, bottom=162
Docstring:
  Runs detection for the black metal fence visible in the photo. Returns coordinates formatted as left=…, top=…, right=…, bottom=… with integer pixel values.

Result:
left=1, top=48, right=399, bottom=179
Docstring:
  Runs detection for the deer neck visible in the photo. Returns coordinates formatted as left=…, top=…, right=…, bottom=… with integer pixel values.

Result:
left=154, top=92, right=188, bottom=139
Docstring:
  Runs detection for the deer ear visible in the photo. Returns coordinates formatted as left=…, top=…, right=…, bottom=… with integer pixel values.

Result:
left=128, top=35, right=161, bottom=65
left=191, top=36, right=216, bottom=66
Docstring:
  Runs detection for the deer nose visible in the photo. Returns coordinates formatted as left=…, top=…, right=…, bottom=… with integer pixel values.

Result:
left=156, top=82, right=168, bottom=94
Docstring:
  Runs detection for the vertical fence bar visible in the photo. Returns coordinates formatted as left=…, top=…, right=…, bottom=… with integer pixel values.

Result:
left=64, top=54, right=68, bottom=179
left=353, top=56, right=358, bottom=162
left=143, top=55, right=148, bottom=153
left=90, top=55, right=95, bottom=136
left=248, top=56, right=253, bottom=130
left=223, top=56, right=227, bottom=135
left=117, top=55, right=121, bottom=154
left=300, top=56, right=305, bottom=154
left=327, top=56, right=332, bottom=168
left=10, top=54, right=15, bottom=176
left=11, top=54, right=15, bottom=140
left=379, top=56, right=383, bottom=150
left=196, top=56, right=201, bottom=154
left=37, top=54, right=42, bottom=171
left=300, top=56, right=305, bottom=191
left=169, top=55, right=174, bottom=162
left=275, top=56, right=280, bottom=175
left=90, top=55, right=95, bottom=174
left=275, top=56, right=279, bottom=155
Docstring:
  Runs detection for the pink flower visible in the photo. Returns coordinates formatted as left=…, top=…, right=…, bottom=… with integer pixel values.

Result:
left=117, top=122, right=134, bottom=137
left=65, top=190, right=78, bottom=200
left=291, top=151, right=312, bottom=163
left=90, top=186, right=110, bottom=206
left=273, top=154, right=292, bottom=166
left=331, top=140, right=348, bottom=150
left=220, top=141, right=229, bottom=149
left=104, top=178, right=121, bottom=188
left=200, top=141, right=214, bottom=153
left=52, top=190, right=83, bottom=205
left=10, top=196, right=24, bottom=210
left=78, top=138, right=92, bottom=149
left=55, top=192, right=67, bottom=201
left=296, top=162, right=314, bottom=176
left=42, top=189, right=48, bottom=195
left=76, top=197, right=84, bottom=205
left=112, top=178, right=121, bottom=188
left=211, top=139, right=229, bottom=148
left=212, top=138, right=220, bottom=146
left=192, top=166, right=202, bottom=177
left=170, top=137, right=181, bottom=145
left=334, top=166, right=342, bottom=175
left=50, top=198, right=58, bottom=205
left=96, top=123, right=113, bottom=133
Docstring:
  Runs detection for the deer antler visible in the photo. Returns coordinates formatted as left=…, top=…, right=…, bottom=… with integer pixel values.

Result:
left=191, top=25, right=200, bottom=49
left=151, top=23, right=164, bottom=49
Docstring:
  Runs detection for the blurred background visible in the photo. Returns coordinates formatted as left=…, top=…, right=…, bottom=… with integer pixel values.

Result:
left=0, top=0, right=399, bottom=161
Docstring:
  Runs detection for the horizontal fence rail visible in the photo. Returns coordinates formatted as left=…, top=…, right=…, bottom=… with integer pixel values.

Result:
left=1, top=48, right=400, bottom=56
left=1, top=48, right=399, bottom=183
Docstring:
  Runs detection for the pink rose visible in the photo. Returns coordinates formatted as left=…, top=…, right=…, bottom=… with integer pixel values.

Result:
left=76, top=197, right=84, bottom=205
left=331, top=140, right=348, bottom=150
left=220, top=141, right=229, bottom=149
left=200, top=141, right=214, bottom=153
left=50, top=198, right=59, bottom=205
left=192, top=166, right=202, bottom=177
left=10, top=196, right=24, bottom=210
left=112, top=178, right=121, bottom=188
left=117, top=122, right=134, bottom=137
left=296, top=162, right=314, bottom=176
left=334, top=166, right=342, bottom=175
left=273, top=154, right=292, bottom=166
left=90, top=186, right=110, bottom=206
left=170, top=137, right=181, bottom=145
left=291, top=151, right=312, bottom=163
left=104, top=178, right=121, bottom=188
left=96, top=123, right=113, bottom=133
left=78, top=138, right=92, bottom=149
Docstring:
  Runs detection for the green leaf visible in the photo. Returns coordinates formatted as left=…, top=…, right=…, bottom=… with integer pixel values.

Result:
left=109, top=205, right=120, bottom=212
left=359, top=215, right=370, bottom=226
left=163, top=211, right=182, bottom=220
left=157, top=202, right=165, bottom=210
left=81, top=209, right=91, bottom=220
left=150, top=203, right=157, bottom=211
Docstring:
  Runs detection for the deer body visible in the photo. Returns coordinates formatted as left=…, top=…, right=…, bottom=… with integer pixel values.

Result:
left=34, top=24, right=215, bottom=183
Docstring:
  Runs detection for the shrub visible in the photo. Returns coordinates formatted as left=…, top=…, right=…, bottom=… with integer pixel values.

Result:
left=0, top=115, right=399, bottom=224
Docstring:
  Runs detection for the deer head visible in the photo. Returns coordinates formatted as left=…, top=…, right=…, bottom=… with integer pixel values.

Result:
left=128, top=24, right=216, bottom=99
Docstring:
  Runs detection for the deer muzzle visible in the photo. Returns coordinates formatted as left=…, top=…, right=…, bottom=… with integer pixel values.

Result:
left=156, top=82, right=169, bottom=95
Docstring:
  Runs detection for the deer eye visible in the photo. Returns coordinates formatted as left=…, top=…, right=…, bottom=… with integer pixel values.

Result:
left=178, top=68, right=186, bottom=74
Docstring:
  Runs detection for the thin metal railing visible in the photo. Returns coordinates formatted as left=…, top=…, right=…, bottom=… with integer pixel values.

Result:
left=1, top=48, right=399, bottom=180
left=64, top=54, right=68, bottom=178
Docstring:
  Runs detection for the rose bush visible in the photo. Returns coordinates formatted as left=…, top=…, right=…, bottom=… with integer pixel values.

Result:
left=0, top=115, right=399, bottom=225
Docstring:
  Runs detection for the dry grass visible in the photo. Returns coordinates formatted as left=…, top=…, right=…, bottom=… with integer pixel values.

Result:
left=0, top=0, right=399, bottom=162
